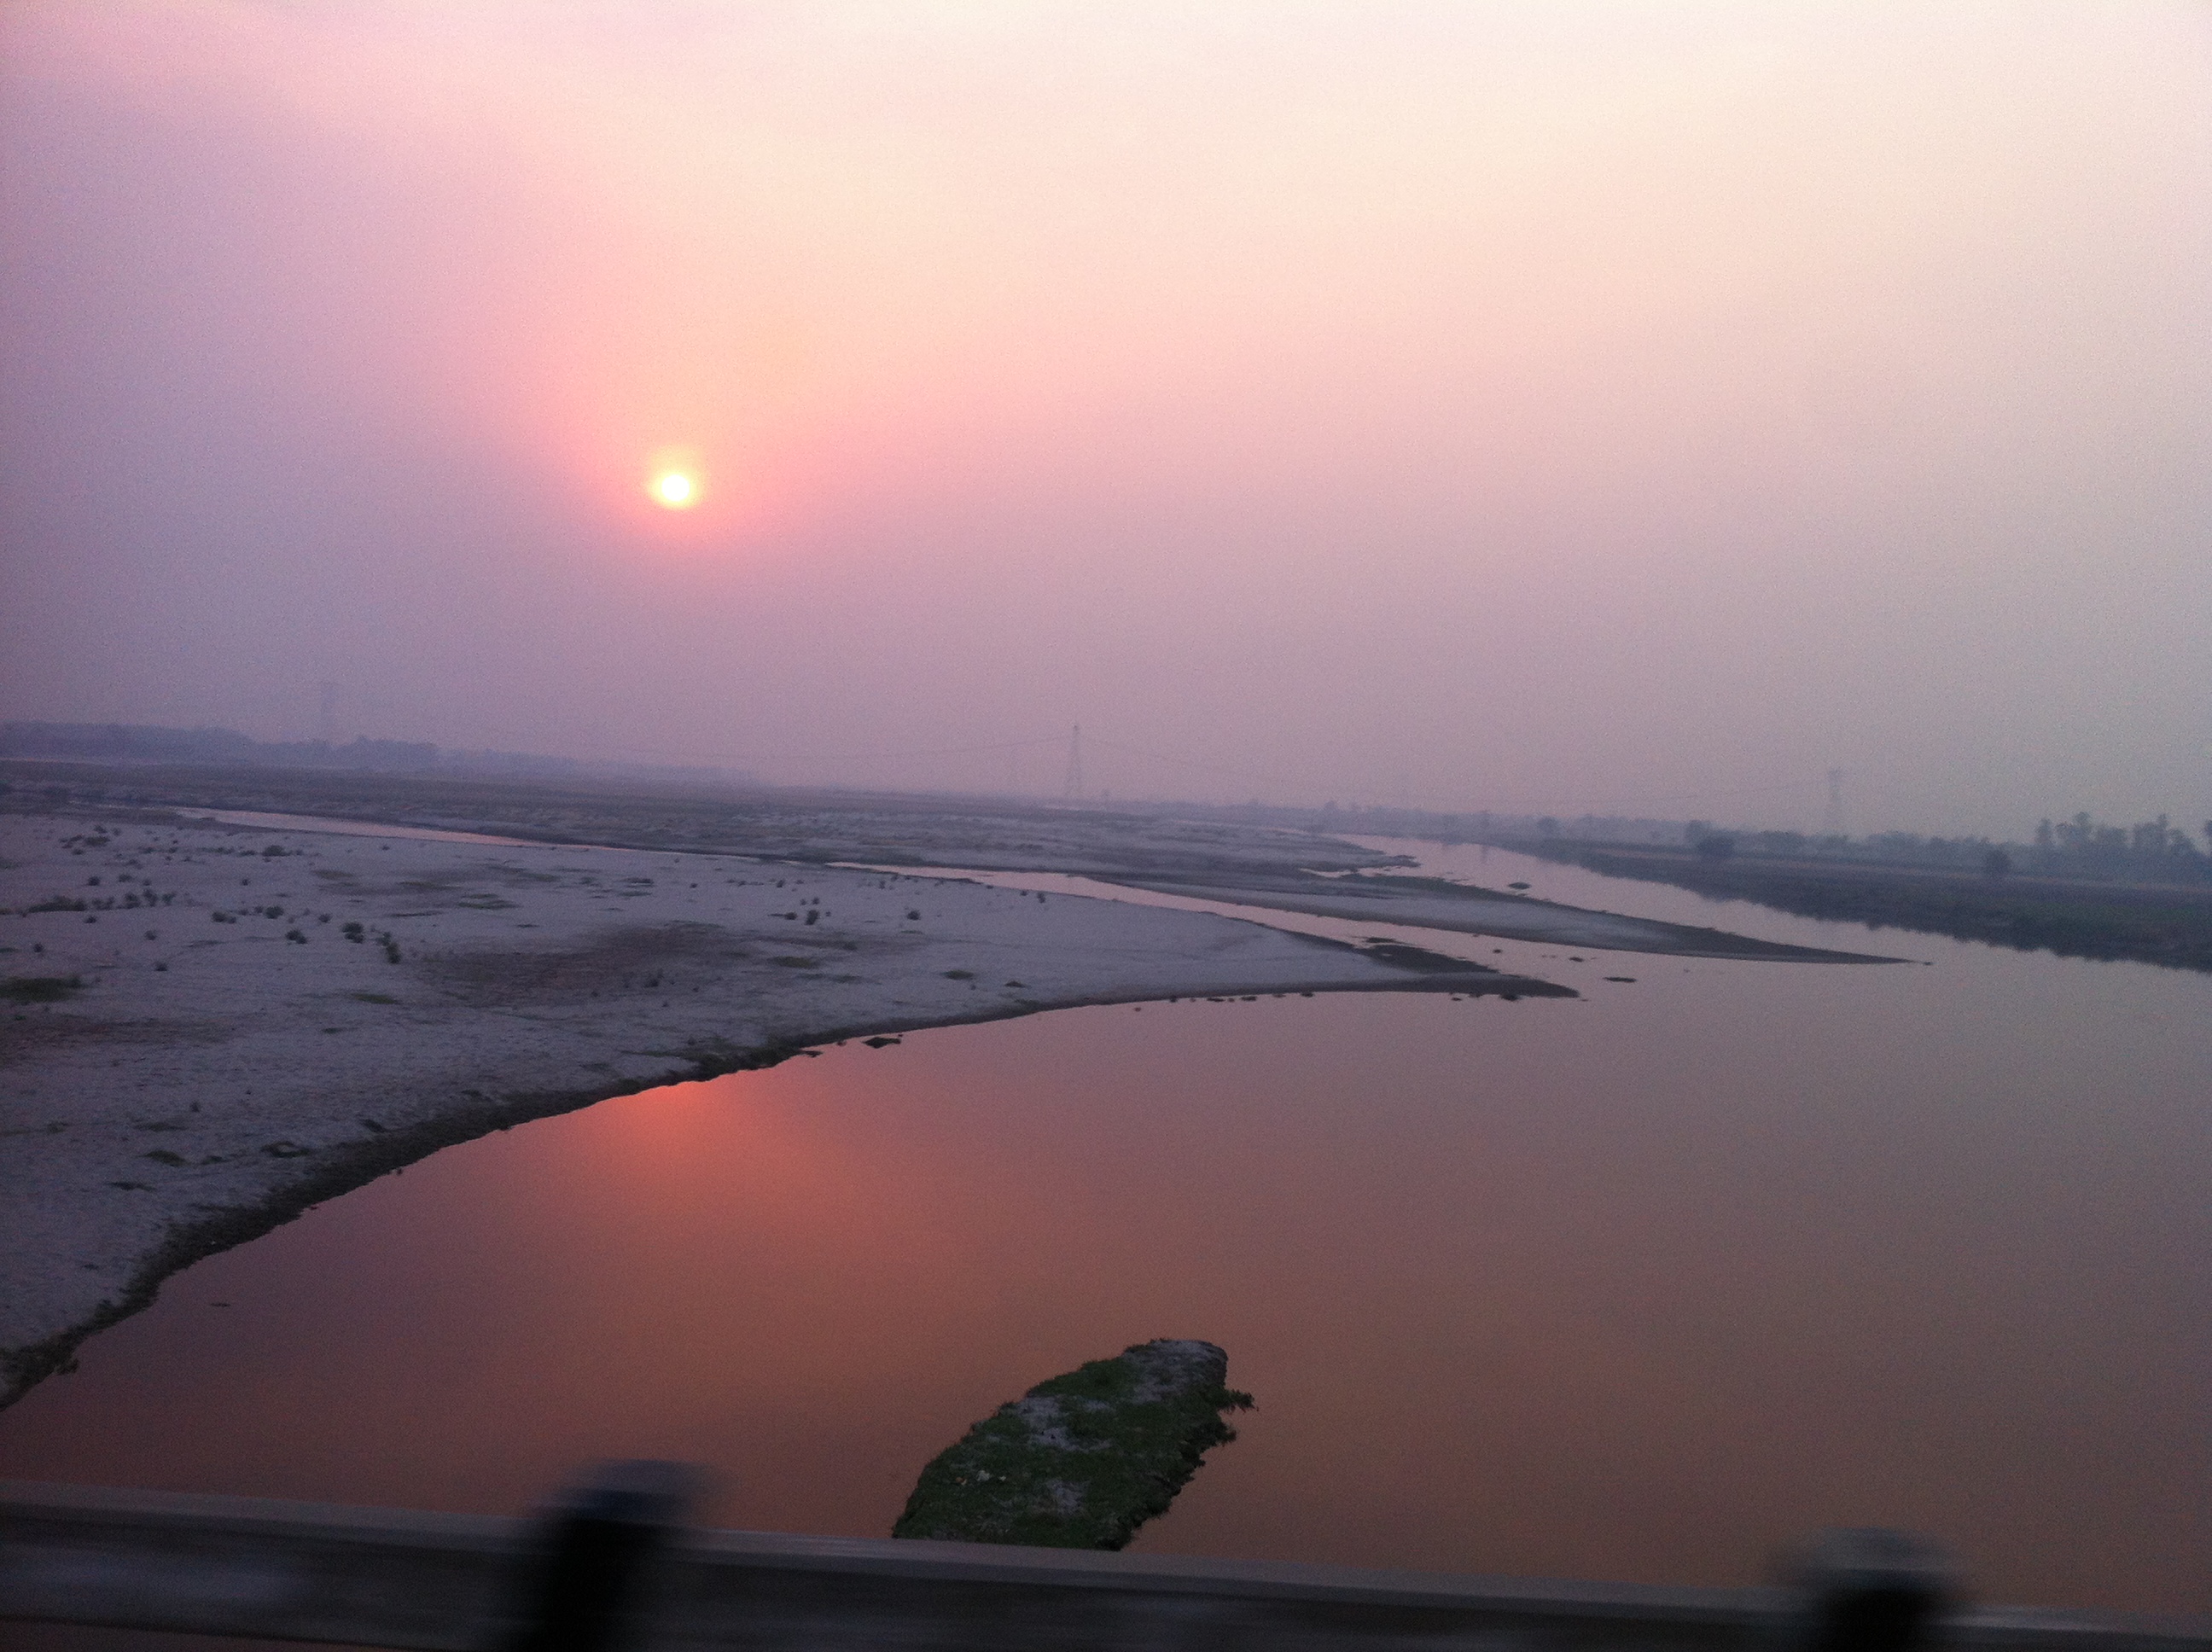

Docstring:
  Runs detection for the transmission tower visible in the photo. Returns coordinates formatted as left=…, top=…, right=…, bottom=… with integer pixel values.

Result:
left=1823, top=768, right=1846, bottom=837
left=317, top=681, right=341, bottom=745
left=1062, top=724, right=1084, bottom=800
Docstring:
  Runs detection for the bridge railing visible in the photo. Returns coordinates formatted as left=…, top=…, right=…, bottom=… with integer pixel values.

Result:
left=3, top=1469, right=2204, bottom=1652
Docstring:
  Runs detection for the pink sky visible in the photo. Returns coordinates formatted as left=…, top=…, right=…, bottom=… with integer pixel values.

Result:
left=3, top=3, right=2208, bottom=833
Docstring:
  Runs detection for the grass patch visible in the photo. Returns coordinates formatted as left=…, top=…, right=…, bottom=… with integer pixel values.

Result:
left=3, top=975, right=84, bottom=1003
left=349, top=992, right=399, bottom=1004
left=893, top=1340, right=1251, bottom=1550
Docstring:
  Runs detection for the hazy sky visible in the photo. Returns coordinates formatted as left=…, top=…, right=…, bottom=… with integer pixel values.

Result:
left=3, top=3, right=2207, bottom=834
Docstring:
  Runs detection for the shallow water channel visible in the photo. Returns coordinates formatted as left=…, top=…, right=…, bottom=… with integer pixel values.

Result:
left=3, top=842, right=2208, bottom=1614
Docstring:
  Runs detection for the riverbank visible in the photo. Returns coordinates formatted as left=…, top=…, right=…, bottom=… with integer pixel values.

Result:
left=1, top=804, right=1570, bottom=1410
left=7, top=819, right=2207, bottom=1616
left=1494, top=839, right=2212, bottom=974
left=2, top=765, right=1899, bottom=1416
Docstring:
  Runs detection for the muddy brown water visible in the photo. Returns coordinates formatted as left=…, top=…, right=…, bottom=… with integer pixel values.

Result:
left=2, top=843, right=2207, bottom=1616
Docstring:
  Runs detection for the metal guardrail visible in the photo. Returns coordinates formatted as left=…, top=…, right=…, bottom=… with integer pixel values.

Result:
left=3, top=1469, right=2206, bottom=1652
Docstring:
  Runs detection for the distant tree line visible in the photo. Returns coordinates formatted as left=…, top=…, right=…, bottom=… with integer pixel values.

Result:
left=1660, top=812, right=2211, bottom=887
left=0, top=722, right=777, bottom=788
left=2028, top=811, right=2209, bottom=880
left=0, top=721, right=446, bottom=771
left=1128, top=797, right=2212, bottom=889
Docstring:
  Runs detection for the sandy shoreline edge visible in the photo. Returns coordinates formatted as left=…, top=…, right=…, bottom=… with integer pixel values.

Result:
left=3, top=805, right=1569, bottom=1410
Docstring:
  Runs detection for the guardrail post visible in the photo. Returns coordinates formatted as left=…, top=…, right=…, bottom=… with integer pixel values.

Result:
left=1790, top=1527, right=1956, bottom=1652
left=500, top=1459, right=701, bottom=1652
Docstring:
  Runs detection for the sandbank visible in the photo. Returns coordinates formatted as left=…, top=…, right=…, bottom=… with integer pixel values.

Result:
left=1, top=807, right=1563, bottom=1408
left=1095, top=871, right=1901, bottom=961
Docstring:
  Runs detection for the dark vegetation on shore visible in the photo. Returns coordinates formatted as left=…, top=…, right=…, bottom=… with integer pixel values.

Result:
left=894, top=1340, right=1252, bottom=1550
left=1662, top=811, right=2212, bottom=887
left=1498, top=839, right=2212, bottom=974
left=0, top=718, right=747, bottom=787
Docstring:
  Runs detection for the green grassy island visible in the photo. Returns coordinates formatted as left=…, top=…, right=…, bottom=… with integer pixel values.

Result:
left=893, top=1340, right=1253, bottom=1550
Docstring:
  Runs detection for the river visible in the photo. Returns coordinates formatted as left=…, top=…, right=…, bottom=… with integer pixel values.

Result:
left=1, top=841, right=2205, bottom=1614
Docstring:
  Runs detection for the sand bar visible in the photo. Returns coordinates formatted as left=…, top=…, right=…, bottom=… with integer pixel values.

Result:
left=1096, top=871, right=1901, bottom=961
left=1, top=807, right=1566, bottom=1408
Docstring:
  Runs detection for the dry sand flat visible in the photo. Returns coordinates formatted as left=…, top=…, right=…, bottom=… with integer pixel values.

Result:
left=0, top=810, right=1567, bottom=1408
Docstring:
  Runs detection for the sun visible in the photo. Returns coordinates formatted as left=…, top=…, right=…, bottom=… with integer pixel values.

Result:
left=648, top=469, right=699, bottom=509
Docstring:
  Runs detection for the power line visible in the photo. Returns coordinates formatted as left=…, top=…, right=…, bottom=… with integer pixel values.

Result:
left=1062, top=724, right=1084, bottom=800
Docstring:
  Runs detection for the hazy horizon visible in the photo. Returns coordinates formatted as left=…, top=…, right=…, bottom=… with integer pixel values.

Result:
left=4, top=3, right=2208, bottom=836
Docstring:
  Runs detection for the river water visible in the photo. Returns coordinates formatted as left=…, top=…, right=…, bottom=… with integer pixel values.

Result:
left=2, top=841, right=2206, bottom=1614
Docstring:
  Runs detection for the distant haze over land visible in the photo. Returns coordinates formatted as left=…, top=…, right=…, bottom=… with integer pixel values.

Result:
left=3, top=3, right=2207, bottom=837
